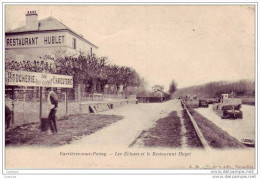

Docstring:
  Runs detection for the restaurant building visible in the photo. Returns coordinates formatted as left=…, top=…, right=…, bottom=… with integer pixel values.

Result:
left=5, top=11, right=99, bottom=100
left=5, top=10, right=98, bottom=62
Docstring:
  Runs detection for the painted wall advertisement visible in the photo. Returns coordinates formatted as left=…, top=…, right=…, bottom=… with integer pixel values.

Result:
left=5, top=70, right=73, bottom=88
left=5, top=32, right=66, bottom=49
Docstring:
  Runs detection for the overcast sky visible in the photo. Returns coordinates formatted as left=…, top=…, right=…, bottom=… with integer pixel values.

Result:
left=5, top=5, right=255, bottom=89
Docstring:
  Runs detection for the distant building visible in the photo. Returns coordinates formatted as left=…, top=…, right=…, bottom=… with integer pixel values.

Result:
left=5, top=10, right=98, bottom=63
left=136, top=84, right=170, bottom=103
left=152, top=85, right=164, bottom=93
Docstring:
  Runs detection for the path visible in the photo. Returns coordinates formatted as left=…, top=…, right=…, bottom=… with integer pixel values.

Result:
left=176, top=110, right=188, bottom=148
left=6, top=99, right=188, bottom=169
left=70, top=99, right=183, bottom=148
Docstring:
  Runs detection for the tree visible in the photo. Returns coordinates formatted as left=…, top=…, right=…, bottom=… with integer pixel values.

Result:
left=169, top=80, right=177, bottom=94
left=106, top=66, right=141, bottom=94
left=119, top=67, right=141, bottom=93
left=5, top=58, right=55, bottom=73
left=54, top=50, right=110, bottom=93
left=6, top=49, right=145, bottom=95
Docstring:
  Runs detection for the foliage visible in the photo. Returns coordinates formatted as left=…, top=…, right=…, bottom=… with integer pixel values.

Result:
left=172, top=80, right=255, bottom=98
left=5, top=50, right=143, bottom=94
left=54, top=51, right=143, bottom=93
left=169, top=80, right=177, bottom=94
left=5, top=59, right=56, bottom=73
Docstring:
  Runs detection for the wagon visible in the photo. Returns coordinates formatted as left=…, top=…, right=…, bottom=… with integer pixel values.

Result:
left=213, top=103, right=242, bottom=119
left=206, top=98, right=219, bottom=104
left=186, top=99, right=199, bottom=108
left=199, top=99, right=209, bottom=108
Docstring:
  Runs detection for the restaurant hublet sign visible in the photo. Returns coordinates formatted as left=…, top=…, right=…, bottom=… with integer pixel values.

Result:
left=5, top=70, right=73, bottom=88
left=5, top=32, right=66, bottom=49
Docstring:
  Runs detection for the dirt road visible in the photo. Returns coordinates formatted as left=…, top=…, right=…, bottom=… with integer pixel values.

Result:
left=70, top=99, right=183, bottom=148
left=6, top=99, right=188, bottom=169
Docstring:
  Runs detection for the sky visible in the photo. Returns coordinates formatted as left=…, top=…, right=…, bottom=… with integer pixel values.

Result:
left=5, top=5, right=255, bottom=89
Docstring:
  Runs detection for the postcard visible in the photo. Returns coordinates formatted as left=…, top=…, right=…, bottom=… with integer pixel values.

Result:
left=3, top=3, right=257, bottom=177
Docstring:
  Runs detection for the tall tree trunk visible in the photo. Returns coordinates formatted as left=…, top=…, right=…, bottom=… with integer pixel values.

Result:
left=116, top=84, right=120, bottom=94
left=96, top=82, right=101, bottom=93
left=122, top=85, right=128, bottom=95
left=90, top=80, right=97, bottom=93
left=100, top=83, right=105, bottom=93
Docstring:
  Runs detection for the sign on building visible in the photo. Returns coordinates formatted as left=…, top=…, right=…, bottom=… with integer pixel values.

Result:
left=5, top=70, right=73, bottom=88
left=5, top=33, right=66, bottom=49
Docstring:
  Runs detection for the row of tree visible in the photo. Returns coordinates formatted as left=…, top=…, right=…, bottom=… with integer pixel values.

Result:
left=202, top=80, right=255, bottom=97
left=5, top=50, right=143, bottom=94
left=171, top=79, right=254, bottom=98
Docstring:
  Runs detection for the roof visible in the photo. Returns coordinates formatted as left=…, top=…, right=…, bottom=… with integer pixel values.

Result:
left=9, top=16, right=68, bottom=32
left=153, top=89, right=170, bottom=96
left=6, top=16, right=98, bottom=48
left=152, top=85, right=162, bottom=88
left=137, top=91, right=170, bottom=98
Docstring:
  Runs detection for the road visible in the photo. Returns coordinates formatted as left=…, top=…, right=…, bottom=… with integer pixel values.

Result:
left=5, top=100, right=188, bottom=168
left=70, top=99, right=183, bottom=148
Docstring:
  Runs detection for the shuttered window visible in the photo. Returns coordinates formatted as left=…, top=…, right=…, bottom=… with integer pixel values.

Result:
left=72, top=38, right=76, bottom=49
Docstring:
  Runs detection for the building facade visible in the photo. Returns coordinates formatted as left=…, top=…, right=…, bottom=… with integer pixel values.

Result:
left=5, top=11, right=99, bottom=101
left=5, top=11, right=98, bottom=62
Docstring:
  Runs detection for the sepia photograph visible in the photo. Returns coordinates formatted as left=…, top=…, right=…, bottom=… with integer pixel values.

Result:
left=2, top=2, right=258, bottom=177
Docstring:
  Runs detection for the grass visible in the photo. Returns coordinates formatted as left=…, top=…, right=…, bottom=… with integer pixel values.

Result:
left=130, top=111, right=182, bottom=148
left=185, top=105, right=245, bottom=149
left=182, top=110, right=203, bottom=148
left=5, top=114, right=123, bottom=147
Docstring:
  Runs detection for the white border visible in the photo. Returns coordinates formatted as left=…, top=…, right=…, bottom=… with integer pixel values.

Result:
left=1, top=0, right=259, bottom=178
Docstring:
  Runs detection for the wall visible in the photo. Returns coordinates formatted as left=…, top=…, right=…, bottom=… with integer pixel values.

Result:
left=6, top=31, right=68, bottom=61
left=6, top=31, right=67, bottom=49
left=5, top=30, right=98, bottom=62
left=65, top=32, right=98, bottom=54
left=6, top=46, right=69, bottom=62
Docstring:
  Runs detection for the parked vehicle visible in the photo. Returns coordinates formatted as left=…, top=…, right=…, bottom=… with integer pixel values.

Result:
left=213, top=103, right=242, bottom=119
left=206, top=98, right=219, bottom=104
left=213, top=93, right=243, bottom=119
left=199, top=99, right=209, bottom=108
left=186, top=99, right=199, bottom=108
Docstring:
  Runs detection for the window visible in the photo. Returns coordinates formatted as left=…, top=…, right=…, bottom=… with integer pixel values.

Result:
left=72, top=38, right=76, bottom=49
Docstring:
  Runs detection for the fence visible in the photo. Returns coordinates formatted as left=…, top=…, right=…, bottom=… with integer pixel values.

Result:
left=5, top=87, right=126, bottom=102
left=5, top=86, right=130, bottom=127
left=136, top=96, right=170, bottom=103
left=80, top=93, right=126, bottom=102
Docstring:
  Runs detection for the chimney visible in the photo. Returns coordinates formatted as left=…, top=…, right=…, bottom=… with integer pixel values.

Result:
left=26, top=10, right=38, bottom=31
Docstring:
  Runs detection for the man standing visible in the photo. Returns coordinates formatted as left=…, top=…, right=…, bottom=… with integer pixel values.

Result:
left=46, top=87, right=58, bottom=133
